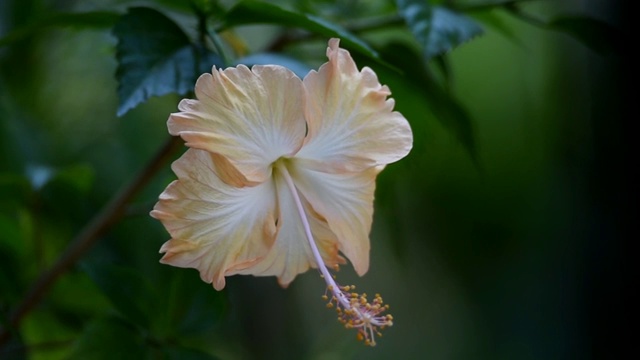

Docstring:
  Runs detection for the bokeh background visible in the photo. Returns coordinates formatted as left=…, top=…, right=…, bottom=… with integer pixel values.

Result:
left=0, top=0, right=628, bottom=359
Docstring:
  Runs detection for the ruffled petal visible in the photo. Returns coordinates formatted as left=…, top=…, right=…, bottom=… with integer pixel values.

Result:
left=289, top=160, right=378, bottom=276
left=231, top=164, right=345, bottom=287
left=168, top=65, right=307, bottom=184
left=298, top=38, right=413, bottom=172
left=150, top=149, right=278, bottom=290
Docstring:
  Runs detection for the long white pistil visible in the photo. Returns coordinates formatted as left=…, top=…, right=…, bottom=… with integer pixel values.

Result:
left=275, top=161, right=350, bottom=308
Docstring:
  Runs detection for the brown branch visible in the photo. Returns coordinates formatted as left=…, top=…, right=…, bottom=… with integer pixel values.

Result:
left=0, top=136, right=182, bottom=347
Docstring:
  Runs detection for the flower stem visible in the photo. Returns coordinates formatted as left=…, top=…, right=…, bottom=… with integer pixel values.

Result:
left=0, top=136, right=183, bottom=347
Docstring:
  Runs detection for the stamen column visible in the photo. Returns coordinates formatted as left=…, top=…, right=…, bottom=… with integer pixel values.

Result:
left=275, top=162, right=392, bottom=346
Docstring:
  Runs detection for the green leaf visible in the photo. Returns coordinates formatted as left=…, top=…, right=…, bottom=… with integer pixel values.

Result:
left=397, top=0, right=483, bottom=59
left=548, top=16, right=622, bottom=55
left=47, top=275, right=112, bottom=321
left=113, top=7, right=222, bottom=117
left=221, top=1, right=381, bottom=62
left=52, top=164, right=95, bottom=194
left=0, top=11, right=120, bottom=47
left=158, top=269, right=226, bottom=339
left=471, top=10, right=519, bottom=43
left=84, top=262, right=159, bottom=328
left=19, top=310, right=78, bottom=359
left=235, top=53, right=312, bottom=78
left=458, top=0, right=536, bottom=9
left=380, top=42, right=478, bottom=163
left=432, top=54, right=453, bottom=88
left=68, top=316, right=147, bottom=360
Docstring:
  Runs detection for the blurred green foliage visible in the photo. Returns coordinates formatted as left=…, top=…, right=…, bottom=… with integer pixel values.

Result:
left=0, top=0, right=627, bottom=359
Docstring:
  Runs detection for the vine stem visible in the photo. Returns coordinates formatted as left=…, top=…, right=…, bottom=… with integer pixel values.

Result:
left=0, top=136, right=183, bottom=347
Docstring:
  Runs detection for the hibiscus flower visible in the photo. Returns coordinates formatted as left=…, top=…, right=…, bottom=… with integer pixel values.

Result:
left=151, top=38, right=413, bottom=345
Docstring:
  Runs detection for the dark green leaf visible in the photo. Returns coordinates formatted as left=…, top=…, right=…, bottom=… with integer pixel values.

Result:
left=68, top=316, right=147, bottom=360
left=221, top=1, right=381, bottom=63
left=113, top=7, right=222, bottom=116
left=457, top=0, right=536, bottom=10
left=423, top=78, right=478, bottom=166
left=380, top=42, right=478, bottom=163
left=84, top=262, right=158, bottom=328
left=196, top=45, right=223, bottom=74
left=432, top=54, right=453, bottom=89
left=163, top=270, right=226, bottom=337
left=471, top=10, right=519, bottom=42
left=48, top=272, right=111, bottom=316
left=548, top=16, right=622, bottom=55
left=54, top=164, right=94, bottom=193
left=0, top=11, right=120, bottom=47
left=397, top=0, right=483, bottom=59
left=235, top=53, right=312, bottom=78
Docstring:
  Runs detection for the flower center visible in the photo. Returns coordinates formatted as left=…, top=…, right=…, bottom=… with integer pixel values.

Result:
left=274, top=162, right=393, bottom=346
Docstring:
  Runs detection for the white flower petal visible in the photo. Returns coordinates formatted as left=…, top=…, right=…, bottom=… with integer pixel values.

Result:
left=168, top=65, right=307, bottom=183
left=289, top=160, right=378, bottom=276
left=150, top=149, right=277, bottom=290
left=231, top=165, right=345, bottom=287
left=298, top=38, right=413, bottom=172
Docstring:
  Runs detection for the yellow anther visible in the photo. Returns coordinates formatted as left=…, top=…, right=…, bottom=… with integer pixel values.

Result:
left=318, top=273, right=392, bottom=347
